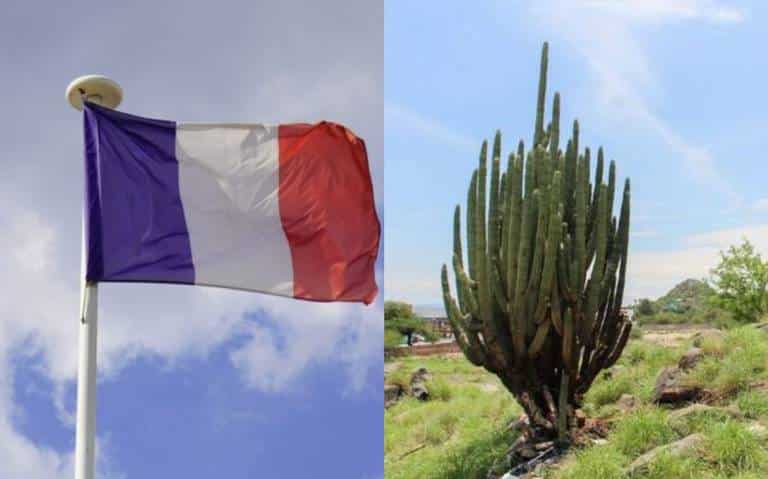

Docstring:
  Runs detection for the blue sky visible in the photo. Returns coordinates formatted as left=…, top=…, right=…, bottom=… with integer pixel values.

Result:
left=385, top=0, right=768, bottom=307
left=0, top=1, right=382, bottom=478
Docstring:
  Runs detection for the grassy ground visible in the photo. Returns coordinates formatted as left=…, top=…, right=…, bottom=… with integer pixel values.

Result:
left=384, top=355, right=521, bottom=479
left=384, top=325, right=768, bottom=479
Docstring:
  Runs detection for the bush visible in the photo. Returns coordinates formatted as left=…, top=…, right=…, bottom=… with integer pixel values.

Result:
left=428, top=378, right=453, bottom=402
left=636, top=298, right=655, bottom=316
left=709, top=239, right=768, bottom=324
left=385, top=328, right=405, bottom=349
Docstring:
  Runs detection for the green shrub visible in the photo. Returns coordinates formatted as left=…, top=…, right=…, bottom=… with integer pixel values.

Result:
left=385, top=328, right=405, bottom=349
left=428, top=378, right=453, bottom=402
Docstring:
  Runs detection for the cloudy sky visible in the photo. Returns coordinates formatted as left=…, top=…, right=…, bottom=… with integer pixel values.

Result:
left=385, top=0, right=768, bottom=307
left=0, top=1, right=382, bottom=478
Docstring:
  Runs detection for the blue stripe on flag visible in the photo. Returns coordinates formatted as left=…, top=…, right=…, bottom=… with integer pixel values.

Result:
left=83, top=103, right=195, bottom=284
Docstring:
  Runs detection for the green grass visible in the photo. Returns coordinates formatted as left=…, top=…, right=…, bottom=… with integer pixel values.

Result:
left=667, top=406, right=733, bottom=437
left=611, top=408, right=676, bottom=457
left=558, top=446, right=627, bottom=479
left=584, top=341, right=679, bottom=411
left=638, top=451, right=706, bottom=479
left=385, top=355, right=518, bottom=479
left=736, top=391, right=768, bottom=419
left=704, top=421, right=767, bottom=475
left=386, top=327, right=768, bottom=479
left=684, top=326, right=768, bottom=395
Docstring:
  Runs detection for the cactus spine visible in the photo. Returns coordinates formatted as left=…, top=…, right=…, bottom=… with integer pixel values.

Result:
left=441, top=42, right=632, bottom=440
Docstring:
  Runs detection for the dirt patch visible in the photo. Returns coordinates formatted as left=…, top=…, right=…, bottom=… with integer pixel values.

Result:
left=641, top=324, right=720, bottom=348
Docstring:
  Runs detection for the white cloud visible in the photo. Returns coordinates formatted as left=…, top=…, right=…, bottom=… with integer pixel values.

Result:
left=626, top=223, right=768, bottom=301
left=753, top=198, right=768, bottom=212
left=632, top=230, right=659, bottom=239
left=230, top=297, right=382, bottom=393
left=383, top=275, right=440, bottom=304
left=385, top=103, right=478, bottom=151
left=0, top=203, right=381, bottom=477
left=526, top=0, right=745, bottom=204
left=582, top=0, right=746, bottom=24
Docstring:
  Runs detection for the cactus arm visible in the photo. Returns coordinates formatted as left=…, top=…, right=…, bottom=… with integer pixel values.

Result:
left=467, top=170, right=478, bottom=279
left=534, top=42, right=549, bottom=147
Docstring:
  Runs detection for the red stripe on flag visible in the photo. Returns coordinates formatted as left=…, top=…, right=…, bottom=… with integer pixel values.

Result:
left=277, top=122, right=380, bottom=304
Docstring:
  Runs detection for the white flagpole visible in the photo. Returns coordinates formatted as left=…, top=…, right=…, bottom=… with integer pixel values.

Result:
left=66, top=75, right=123, bottom=479
left=75, top=271, right=98, bottom=479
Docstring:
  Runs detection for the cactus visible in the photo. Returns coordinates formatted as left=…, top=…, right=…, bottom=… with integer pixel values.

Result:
left=441, top=42, right=632, bottom=441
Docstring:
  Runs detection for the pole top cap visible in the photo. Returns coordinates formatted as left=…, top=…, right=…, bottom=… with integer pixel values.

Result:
left=66, top=75, right=123, bottom=111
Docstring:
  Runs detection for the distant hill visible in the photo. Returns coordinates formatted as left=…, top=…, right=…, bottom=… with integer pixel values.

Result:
left=635, top=278, right=729, bottom=326
left=654, top=279, right=715, bottom=314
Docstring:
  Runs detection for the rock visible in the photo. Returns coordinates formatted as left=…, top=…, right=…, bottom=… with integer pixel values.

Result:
left=506, top=415, right=529, bottom=433
left=518, top=445, right=538, bottom=459
left=652, top=366, right=701, bottom=404
left=411, top=383, right=429, bottom=401
left=410, top=367, right=431, bottom=401
left=747, top=421, right=768, bottom=439
left=384, top=384, right=402, bottom=408
left=626, top=433, right=704, bottom=474
left=678, top=347, right=704, bottom=370
left=753, top=322, right=768, bottom=332
left=534, top=441, right=554, bottom=451
left=410, top=367, right=431, bottom=383
left=617, top=394, right=641, bottom=412
left=691, top=329, right=724, bottom=348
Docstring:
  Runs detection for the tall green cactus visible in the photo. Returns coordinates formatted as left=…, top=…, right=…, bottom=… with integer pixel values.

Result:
left=441, top=42, right=632, bottom=441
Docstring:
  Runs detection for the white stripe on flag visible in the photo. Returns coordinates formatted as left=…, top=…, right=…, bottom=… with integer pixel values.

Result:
left=175, top=124, right=294, bottom=295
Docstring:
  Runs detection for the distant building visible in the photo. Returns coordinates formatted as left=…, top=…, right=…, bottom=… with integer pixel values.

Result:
left=422, top=316, right=453, bottom=339
left=413, top=306, right=454, bottom=340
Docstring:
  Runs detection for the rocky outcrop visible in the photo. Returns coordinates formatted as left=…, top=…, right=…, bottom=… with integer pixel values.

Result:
left=652, top=366, right=702, bottom=404
left=691, top=329, right=724, bottom=348
left=410, top=367, right=431, bottom=401
left=385, top=384, right=403, bottom=409
left=617, top=394, right=641, bottom=412
left=384, top=367, right=433, bottom=407
left=678, top=347, right=704, bottom=370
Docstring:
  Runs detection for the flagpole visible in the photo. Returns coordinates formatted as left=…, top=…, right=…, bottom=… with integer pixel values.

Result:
left=66, top=75, right=123, bottom=479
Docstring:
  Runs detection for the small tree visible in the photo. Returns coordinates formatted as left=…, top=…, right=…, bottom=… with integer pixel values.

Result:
left=636, top=298, right=655, bottom=316
left=384, top=300, right=436, bottom=346
left=709, top=239, right=768, bottom=323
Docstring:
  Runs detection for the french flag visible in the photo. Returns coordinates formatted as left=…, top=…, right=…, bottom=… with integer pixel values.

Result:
left=83, top=102, right=380, bottom=304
